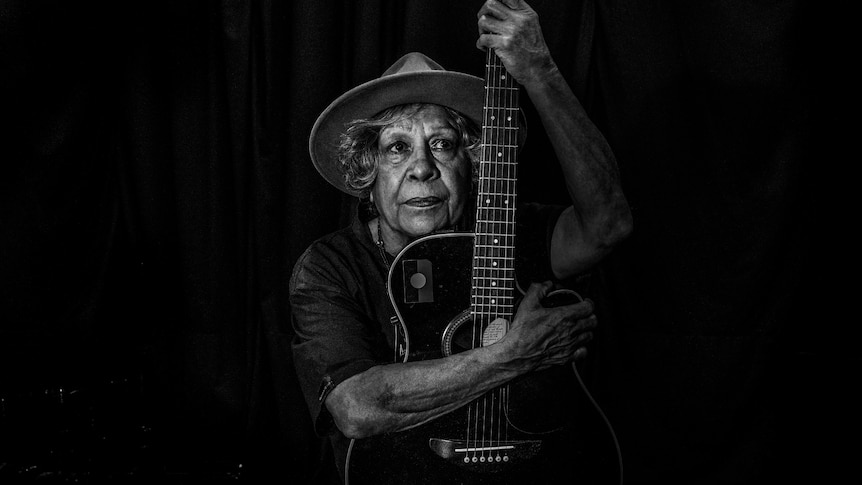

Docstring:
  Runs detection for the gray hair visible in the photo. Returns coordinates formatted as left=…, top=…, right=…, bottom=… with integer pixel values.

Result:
left=337, top=103, right=480, bottom=198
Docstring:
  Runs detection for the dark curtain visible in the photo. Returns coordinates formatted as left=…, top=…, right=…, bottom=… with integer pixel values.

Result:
left=0, top=0, right=852, bottom=484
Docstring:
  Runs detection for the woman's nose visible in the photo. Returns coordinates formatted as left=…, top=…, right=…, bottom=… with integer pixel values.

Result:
left=408, top=146, right=438, bottom=181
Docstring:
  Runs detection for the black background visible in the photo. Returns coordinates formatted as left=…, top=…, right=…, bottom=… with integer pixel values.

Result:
left=1, top=1, right=854, bottom=483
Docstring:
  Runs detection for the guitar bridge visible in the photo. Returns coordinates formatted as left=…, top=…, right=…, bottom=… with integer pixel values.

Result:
left=428, top=438, right=542, bottom=471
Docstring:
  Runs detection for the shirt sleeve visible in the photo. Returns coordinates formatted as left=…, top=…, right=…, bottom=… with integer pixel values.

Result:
left=289, top=244, right=385, bottom=436
left=516, top=202, right=593, bottom=294
left=515, top=202, right=566, bottom=287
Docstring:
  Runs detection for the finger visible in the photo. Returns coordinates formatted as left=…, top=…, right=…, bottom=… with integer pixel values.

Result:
left=498, top=0, right=526, bottom=10
left=556, top=299, right=595, bottom=320
left=576, top=330, right=594, bottom=345
left=477, top=13, right=507, bottom=36
left=522, top=281, right=554, bottom=307
left=572, top=346, right=588, bottom=361
left=480, top=0, right=513, bottom=20
left=533, top=280, right=555, bottom=297
left=573, top=314, right=598, bottom=331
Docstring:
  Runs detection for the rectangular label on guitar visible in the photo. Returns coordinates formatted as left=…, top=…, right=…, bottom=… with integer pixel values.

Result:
left=402, top=259, right=434, bottom=303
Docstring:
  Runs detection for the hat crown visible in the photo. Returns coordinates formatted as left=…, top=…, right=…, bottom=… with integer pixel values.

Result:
left=382, top=52, right=445, bottom=77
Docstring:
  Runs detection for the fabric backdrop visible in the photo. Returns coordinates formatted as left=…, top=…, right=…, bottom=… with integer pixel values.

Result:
left=1, top=0, right=853, bottom=484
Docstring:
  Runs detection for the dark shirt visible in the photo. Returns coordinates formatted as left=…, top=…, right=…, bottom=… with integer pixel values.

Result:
left=289, top=202, right=566, bottom=481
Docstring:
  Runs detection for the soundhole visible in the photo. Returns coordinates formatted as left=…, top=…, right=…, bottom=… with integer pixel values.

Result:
left=440, top=309, right=474, bottom=357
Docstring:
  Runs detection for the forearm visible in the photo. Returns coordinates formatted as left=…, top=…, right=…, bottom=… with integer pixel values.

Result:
left=326, top=343, right=522, bottom=439
left=524, top=66, right=630, bottom=235
left=523, top=65, right=632, bottom=277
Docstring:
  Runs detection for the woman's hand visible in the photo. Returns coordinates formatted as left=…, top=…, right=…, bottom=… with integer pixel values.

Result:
left=495, top=281, right=597, bottom=371
left=476, top=0, right=557, bottom=88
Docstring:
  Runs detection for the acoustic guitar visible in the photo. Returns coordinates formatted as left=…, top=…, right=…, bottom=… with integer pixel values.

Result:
left=344, top=48, right=622, bottom=484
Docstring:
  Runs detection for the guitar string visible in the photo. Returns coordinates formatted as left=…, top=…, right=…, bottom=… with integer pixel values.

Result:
left=489, top=51, right=500, bottom=462
left=498, top=48, right=519, bottom=460
left=467, top=46, right=494, bottom=463
left=491, top=50, right=518, bottom=463
left=490, top=49, right=499, bottom=458
left=483, top=46, right=496, bottom=463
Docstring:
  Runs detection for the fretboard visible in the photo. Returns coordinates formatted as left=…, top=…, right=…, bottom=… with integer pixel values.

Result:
left=471, top=49, right=521, bottom=330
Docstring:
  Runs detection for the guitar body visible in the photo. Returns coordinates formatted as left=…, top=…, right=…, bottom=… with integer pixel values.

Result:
left=344, top=233, right=619, bottom=484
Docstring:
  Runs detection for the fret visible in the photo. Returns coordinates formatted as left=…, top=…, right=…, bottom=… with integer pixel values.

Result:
left=472, top=284, right=515, bottom=290
left=473, top=257, right=515, bottom=264
left=474, top=229, right=516, bottom=233
left=472, top=286, right=516, bottom=292
left=481, top=142, right=518, bottom=149
left=475, top=210, right=516, bottom=217
left=477, top=177, right=517, bottom=183
left=473, top=274, right=516, bottom=280
left=476, top=207, right=517, bottom=212
left=475, top=223, right=515, bottom=228
left=473, top=258, right=515, bottom=264
left=472, top=289, right=516, bottom=294
left=478, top=192, right=516, bottom=196
left=481, top=141, right=518, bottom=146
left=471, top=312, right=515, bottom=320
left=473, top=248, right=515, bottom=254
left=472, top=293, right=516, bottom=299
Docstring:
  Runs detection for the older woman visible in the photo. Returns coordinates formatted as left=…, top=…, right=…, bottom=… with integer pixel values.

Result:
left=291, top=0, right=631, bottom=481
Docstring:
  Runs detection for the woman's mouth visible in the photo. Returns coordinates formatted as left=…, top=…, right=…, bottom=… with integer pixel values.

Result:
left=405, top=197, right=442, bottom=208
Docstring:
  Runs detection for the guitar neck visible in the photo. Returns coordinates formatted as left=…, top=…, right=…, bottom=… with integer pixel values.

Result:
left=471, top=48, right=522, bottom=326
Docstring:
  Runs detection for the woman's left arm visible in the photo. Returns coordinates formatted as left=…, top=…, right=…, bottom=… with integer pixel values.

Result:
left=477, top=0, right=633, bottom=279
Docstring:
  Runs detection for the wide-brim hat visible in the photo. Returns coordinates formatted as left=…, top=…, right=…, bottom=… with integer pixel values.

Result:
left=308, top=52, right=525, bottom=197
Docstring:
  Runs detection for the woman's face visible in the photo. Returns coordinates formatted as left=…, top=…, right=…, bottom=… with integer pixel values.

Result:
left=371, top=104, right=472, bottom=252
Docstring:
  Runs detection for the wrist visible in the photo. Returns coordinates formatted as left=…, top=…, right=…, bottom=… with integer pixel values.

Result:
left=482, top=335, right=535, bottom=377
left=521, top=56, right=560, bottom=90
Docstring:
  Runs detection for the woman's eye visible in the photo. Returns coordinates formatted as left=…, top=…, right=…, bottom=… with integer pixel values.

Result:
left=431, top=139, right=454, bottom=151
left=387, top=141, right=408, bottom=154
